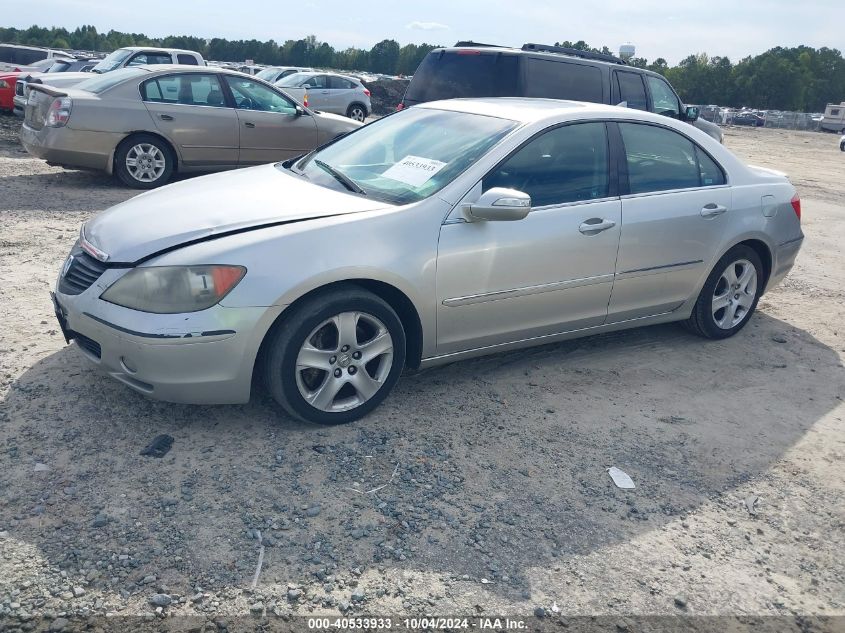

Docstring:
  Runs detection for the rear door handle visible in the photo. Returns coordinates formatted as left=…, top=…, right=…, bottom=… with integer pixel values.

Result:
left=159, top=114, right=173, bottom=121
left=701, top=203, right=728, bottom=217
left=244, top=121, right=255, bottom=128
left=579, top=218, right=617, bottom=235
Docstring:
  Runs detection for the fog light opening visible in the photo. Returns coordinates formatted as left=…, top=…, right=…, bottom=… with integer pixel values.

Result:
left=120, top=356, right=138, bottom=374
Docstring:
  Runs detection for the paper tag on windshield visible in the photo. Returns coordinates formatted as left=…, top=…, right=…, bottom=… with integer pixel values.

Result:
left=382, top=155, right=446, bottom=188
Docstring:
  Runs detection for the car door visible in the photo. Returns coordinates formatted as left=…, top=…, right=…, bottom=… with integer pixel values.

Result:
left=301, top=74, right=333, bottom=111
left=141, top=73, right=239, bottom=166
left=436, top=122, right=621, bottom=354
left=222, top=75, right=318, bottom=164
left=607, top=121, right=731, bottom=323
left=328, top=75, right=356, bottom=114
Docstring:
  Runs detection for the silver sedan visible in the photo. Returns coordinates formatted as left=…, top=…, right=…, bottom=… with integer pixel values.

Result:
left=51, top=99, right=804, bottom=424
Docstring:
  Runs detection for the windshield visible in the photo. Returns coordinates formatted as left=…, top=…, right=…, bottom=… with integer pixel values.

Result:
left=46, top=60, right=72, bottom=73
left=74, top=67, right=147, bottom=93
left=290, top=107, right=517, bottom=205
left=255, top=67, right=282, bottom=81
left=91, top=48, right=133, bottom=73
left=404, top=51, right=520, bottom=105
left=276, top=73, right=309, bottom=87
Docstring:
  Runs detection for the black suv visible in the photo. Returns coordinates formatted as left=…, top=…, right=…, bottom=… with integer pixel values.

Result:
left=400, top=42, right=723, bottom=142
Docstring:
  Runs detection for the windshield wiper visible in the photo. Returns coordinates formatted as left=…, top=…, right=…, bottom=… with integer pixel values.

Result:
left=314, top=160, right=366, bottom=195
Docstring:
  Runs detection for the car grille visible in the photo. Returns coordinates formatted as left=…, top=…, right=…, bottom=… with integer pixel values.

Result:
left=58, top=251, right=109, bottom=295
left=73, top=332, right=102, bottom=359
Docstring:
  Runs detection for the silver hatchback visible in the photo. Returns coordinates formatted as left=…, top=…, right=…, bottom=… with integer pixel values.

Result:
left=276, top=71, right=371, bottom=121
left=51, top=99, right=803, bottom=424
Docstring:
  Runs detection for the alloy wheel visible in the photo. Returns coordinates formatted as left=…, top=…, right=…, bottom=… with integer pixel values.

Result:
left=125, top=143, right=166, bottom=183
left=295, top=311, right=394, bottom=412
left=349, top=106, right=366, bottom=122
left=712, top=258, right=757, bottom=329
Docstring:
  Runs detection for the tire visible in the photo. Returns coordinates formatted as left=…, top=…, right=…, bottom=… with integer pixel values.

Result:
left=115, top=134, right=175, bottom=189
left=261, top=286, right=406, bottom=424
left=346, top=103, right=367, bottom=122
left=840, top=142, right=845, bottom=152
left=684, top=245, right=764, bottom=340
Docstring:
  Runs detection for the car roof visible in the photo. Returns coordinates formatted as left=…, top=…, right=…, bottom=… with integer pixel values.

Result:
left=119, top=46, right=201, bottom=55
left=417, top=97, right=683, bottom=127
left=288, top=70, right=357, bottom=81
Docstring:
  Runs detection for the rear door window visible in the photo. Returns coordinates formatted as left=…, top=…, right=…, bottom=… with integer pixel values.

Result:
left=404, top=51, right=519, bottom=103
left=615, top=71, right=648, bottom=110
left=484, top=122, right=610, bottom=207
left=329, top=76, right=355, bottom=89
left=141, top=74, right=227, bottom=107
left=620, top=122, right=721, bottom=193
left=523, top=58, right=603, bottom=102
left=177, top=54, right=199, bottom=65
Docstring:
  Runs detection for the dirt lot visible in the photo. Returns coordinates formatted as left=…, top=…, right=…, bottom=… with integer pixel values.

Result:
left=0, top=116, right=843, bottom=630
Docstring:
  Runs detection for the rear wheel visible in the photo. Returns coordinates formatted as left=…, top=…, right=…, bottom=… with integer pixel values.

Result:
left=684, top=245, right=763, bottom=339
left=115, top=134, right=175, bottom=189
left=840, top=141, right=845, bottom=152
left=261, top=287, right=406, bottom=424
left=346, top=103, right=367, bottom=122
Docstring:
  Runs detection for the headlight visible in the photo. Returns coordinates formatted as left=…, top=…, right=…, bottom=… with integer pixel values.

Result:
left=100, top=265, right=246, bottom=314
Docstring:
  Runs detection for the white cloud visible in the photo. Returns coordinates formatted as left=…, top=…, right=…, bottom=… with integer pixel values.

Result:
left=406, top=21, right=449, bottom=31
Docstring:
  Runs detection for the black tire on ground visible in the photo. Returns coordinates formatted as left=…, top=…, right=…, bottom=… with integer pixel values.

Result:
left=684, top=244, right=764, bottom=340
left=261, top=286, right=406, bottom=424
left=840, top=141, right=845, bottom=152
left=114, top=133, right=175, bottom=189
left=346, top=103, right=368, bottom=122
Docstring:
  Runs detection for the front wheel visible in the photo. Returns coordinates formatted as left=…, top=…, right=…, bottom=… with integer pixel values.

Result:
left=261, top=287, right=406, bottom=424
left=684, top=245, right=764, bottom=339
left=840, top=141, right=845, bottom=152
left=115, top=134, right=175, bottom=189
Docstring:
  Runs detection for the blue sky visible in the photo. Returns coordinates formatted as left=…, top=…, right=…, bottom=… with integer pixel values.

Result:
left=9, top=0, right=843, bottom=65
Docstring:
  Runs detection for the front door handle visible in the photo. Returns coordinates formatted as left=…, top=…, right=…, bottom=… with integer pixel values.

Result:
left=244, top=121, right=255, bottom=128
left=701, top=203, right=728, bottom=217
left=159, top=114, right=173, bottom=121
left=579, top=218, right=617, bottom=235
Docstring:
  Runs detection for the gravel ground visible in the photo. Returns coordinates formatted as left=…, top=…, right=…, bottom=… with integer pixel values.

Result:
left=0, top=114, right=843, bottom=631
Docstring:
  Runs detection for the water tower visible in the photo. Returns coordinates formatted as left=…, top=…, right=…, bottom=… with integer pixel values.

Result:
left=619, top=43, right=635, bottom=61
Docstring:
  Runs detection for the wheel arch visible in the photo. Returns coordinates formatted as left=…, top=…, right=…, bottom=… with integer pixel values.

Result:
left=113, top=130, right=181, bottom=175
left=252, top=278, right=425, bottom=389
left=346, top=101, right=368, bottom=117
left=733, top=237, right=772, bottom=291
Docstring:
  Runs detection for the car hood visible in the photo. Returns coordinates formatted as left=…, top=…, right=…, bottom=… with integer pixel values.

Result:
left=84, top=164, right=392, bottom=263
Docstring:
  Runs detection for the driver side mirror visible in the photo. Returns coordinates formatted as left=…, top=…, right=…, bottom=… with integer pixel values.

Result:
left=684, top=105, right=700, bottom=122
left=295, top=105, right=306, bottom=116
left=463, top=187, right=532, bottom=222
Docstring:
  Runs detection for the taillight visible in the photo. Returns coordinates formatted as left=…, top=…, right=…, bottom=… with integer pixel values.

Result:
left=45, top=97, right=72, bottom=127
left=363, top=88, right=370, bottom=97
left=396, top=103, right=405, bottom=111
left=790, top=193, right=801, bottom=221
